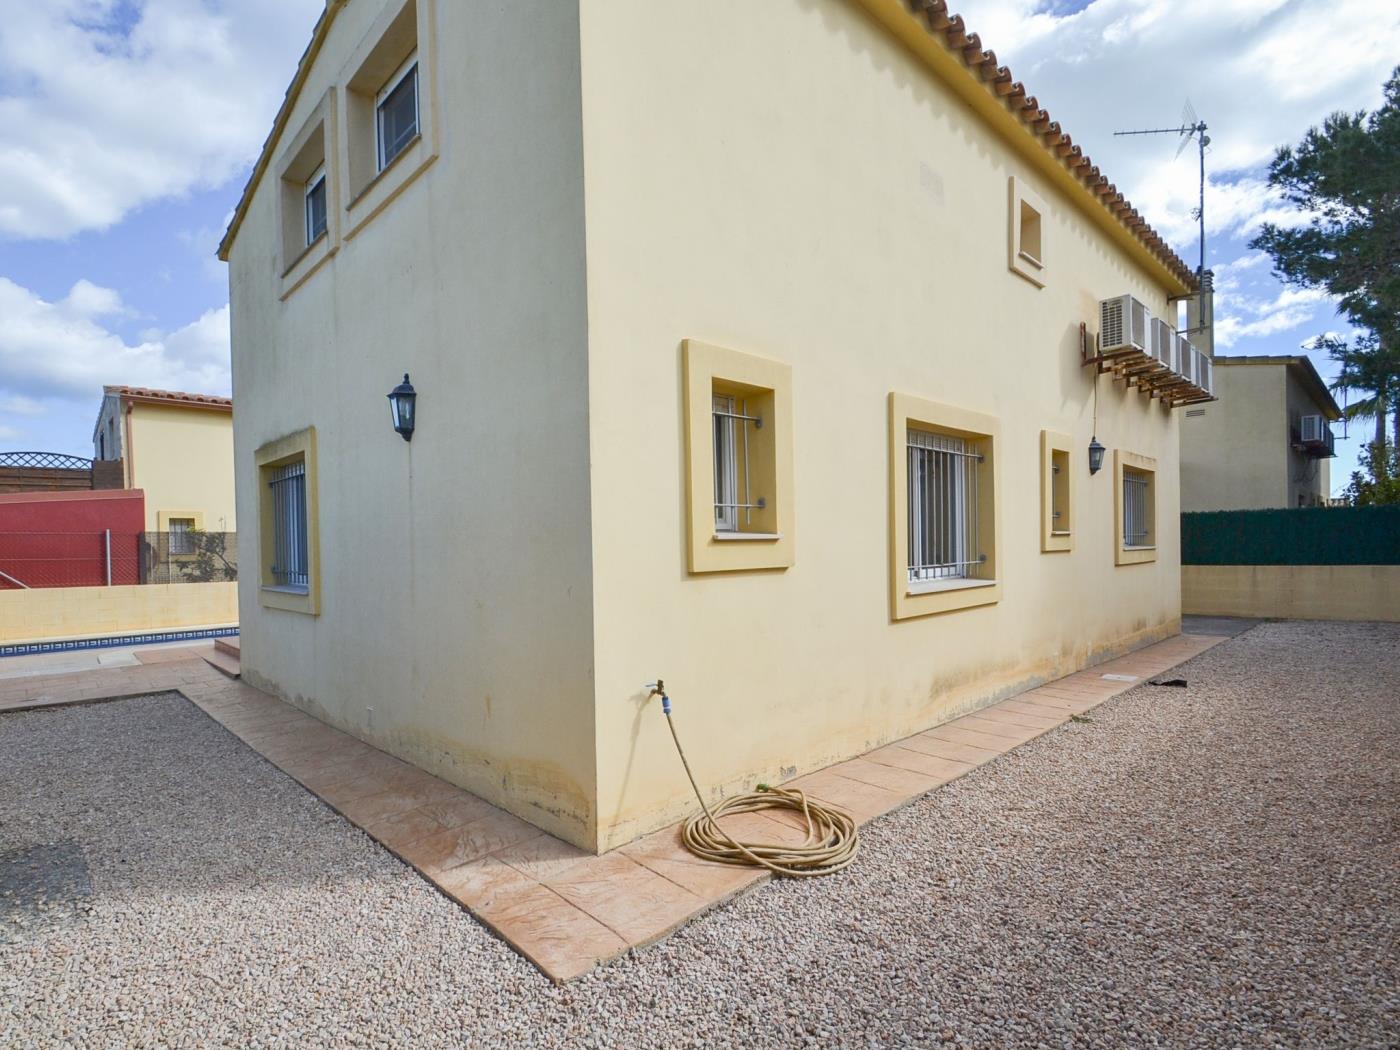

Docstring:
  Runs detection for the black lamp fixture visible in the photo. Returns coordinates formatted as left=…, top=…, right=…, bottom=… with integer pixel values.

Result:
left=1088, top=436, right=1106, bottom=475
left=388, top=373, right=417, bottom=442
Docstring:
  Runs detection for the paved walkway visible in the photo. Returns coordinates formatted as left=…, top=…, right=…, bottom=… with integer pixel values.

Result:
left=0, top=631, right=1226, bottom=981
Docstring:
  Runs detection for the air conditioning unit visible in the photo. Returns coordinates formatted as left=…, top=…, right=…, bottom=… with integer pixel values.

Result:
left=1175, top=333, right=1194, bottom=380
left=1099, top=295, right=1149, bottom=355
left=1150, top=318, right=1174, bottom=368
left=1300, top=415, right=1328, bottom=445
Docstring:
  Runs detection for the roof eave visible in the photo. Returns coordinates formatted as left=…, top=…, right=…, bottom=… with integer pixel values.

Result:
left=851, top=0, right=1195, bottom=298
left=218, top=0, right=348, bottom=262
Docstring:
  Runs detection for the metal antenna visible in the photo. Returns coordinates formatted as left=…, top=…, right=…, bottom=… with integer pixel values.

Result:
left=1114, top=100, right=1210, bottom=328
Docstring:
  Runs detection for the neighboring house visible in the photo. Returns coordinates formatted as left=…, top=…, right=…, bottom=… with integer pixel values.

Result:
left=93, top=386, right=237, bottom=539
left=1181, top=356, right=1341, bottom=511
left=220, top=0, right=1211, bottom=852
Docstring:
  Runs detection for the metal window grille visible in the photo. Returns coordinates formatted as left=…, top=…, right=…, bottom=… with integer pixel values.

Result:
left=1123, top=468, right=1151, bottom=547
left=712, top=393, right=763, bottom=531
left=168, top=519, right=194, bottom=555
left=269, top=461, right=309, bottom=588
left=908, top=428, right=984, bottom=582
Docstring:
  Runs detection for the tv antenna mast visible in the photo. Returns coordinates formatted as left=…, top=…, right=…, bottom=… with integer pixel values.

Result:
left=1115, top=100, right=1210, bottom=329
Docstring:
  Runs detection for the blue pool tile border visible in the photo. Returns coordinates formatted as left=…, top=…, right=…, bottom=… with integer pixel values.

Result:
left=1, top=627, right=239, bottom=660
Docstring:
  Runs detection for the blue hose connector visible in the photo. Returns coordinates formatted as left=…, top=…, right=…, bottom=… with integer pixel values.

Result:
left=662, top=695, right=672, bottom=716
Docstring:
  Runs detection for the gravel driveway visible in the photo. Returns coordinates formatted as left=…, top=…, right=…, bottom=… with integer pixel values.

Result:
left=3, top=620, right=1397, bottom=1048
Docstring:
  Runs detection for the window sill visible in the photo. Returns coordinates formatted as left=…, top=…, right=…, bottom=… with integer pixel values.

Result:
left=713, top=532, right=782, bottom=542
left=1122, top=545, right=1156, bottom=552
left=348, top=132, right=422, bottom=210
left=1051, top=530, right=1071, bottom=537
left=282, top=233, right=328, bottom=279
left=1017, top=249, right=1044, bottom=270
left=262, top=584, right=310, bottom=596
left=907, top=577, right=997, bottom=597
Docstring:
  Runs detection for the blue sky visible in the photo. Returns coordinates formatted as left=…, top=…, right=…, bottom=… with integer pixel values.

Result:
left=2, top=0, right=1398, bottom=496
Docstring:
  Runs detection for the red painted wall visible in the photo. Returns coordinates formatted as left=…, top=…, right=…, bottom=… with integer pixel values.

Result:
left=0, top=490, right=145, bottom=588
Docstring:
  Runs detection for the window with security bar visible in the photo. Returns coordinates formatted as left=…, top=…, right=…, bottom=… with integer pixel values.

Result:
left=269, top=459, right=310, bottom=589
left=711, top=388, right=770, bottom=534
left=1122, top=467, right=1152, bottom=548
left=907, top=428, right=985, bottom=583
left=168, top=518, right=195, bottom=556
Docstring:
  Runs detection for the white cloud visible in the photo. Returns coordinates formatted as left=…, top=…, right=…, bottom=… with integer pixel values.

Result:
left=955, top=0, right=1400, bottom=263
left=1215, top=286, right=1331, bottom=348
left=0, top=277, right=230, bottom=401
left=0, top=0, right=323, bottom=240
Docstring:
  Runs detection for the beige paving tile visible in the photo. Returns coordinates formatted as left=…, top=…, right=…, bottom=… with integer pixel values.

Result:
left=826, top=757, right=945, bottom=797
left=402, top=810, right=542, bottom=874
left=542, top=853, right=704, bottom=947
left=474, top=882, right=628, bottom=984
left=494, top=833, right=593, bottom=882
left=336, top=776, right=467, bottom=829
left=944, top=714, right=1043, bottom=743
left=619, top=825, right=767, bottom=900
left=995, top=698, right=1073, bottom=721
left=435, top=854, right=538, bottom=913
left=924, top=724, right=1022, bottom=752
left=863, top=743, right=976, bottom=783
left=783, top=770, right=906, bottom=823
left=981, top=703, right=1066, bottom=730
left=898, top=732, right=1002, bottom=766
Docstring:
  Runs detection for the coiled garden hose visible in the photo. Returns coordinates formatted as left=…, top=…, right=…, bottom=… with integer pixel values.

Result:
left=648, top=680, right=859, bottom=877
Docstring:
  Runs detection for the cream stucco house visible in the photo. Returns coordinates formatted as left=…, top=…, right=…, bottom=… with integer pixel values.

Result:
left=93, top=386, right=237, bottom=536
left=220, top=0, right=1212, bottom=852
left=1180, top=355, right=1341, bottom=510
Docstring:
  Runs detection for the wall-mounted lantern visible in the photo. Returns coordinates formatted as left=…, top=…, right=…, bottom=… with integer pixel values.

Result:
left=1087, top=436, right=1106, bottom=475
left=388, top=373, right=417, bottom=442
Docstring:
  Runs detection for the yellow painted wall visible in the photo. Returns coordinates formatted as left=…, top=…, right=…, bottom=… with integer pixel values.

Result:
left=578, top=0, right=1183, bottom=850
left=227, top=0, right=598, bottom=847
left=1183, top=565, right=1400, bottom=622
left=129, top=403, right=237, bottom=532
left=0, top=583, right=238, bottom=644
left=227, top=0, right=1188, bottom=853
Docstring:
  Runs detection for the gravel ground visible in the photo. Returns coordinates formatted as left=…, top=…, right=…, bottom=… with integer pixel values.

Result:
left=2, top=620, right=1397, bottom=1049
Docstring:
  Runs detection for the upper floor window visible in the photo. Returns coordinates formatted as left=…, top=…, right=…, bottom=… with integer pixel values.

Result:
left=304, top=164, right=328, bottom=245
left=377, top=55, right=419, bottom=171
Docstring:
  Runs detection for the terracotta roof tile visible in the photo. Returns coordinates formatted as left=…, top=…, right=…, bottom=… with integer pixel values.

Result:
left=104, top=386, right=233, bottom=409
left=896, top=0, right=1195, bottom=288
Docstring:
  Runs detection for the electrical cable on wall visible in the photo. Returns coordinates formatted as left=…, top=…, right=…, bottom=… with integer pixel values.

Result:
left=647, top=680, right=859, bottom=877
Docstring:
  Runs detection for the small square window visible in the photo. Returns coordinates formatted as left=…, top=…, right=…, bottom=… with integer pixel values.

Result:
left=376, top=57, right=419, bottom=171
left=304, top=165, right=328, bottom=246
left=1008, top=176, right=1047, bottom=288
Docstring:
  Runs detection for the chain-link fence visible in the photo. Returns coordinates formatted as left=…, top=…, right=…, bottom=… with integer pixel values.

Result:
left=0, top=531, right=236, bottom=589
left=141, top=531, right=238, bottom=584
